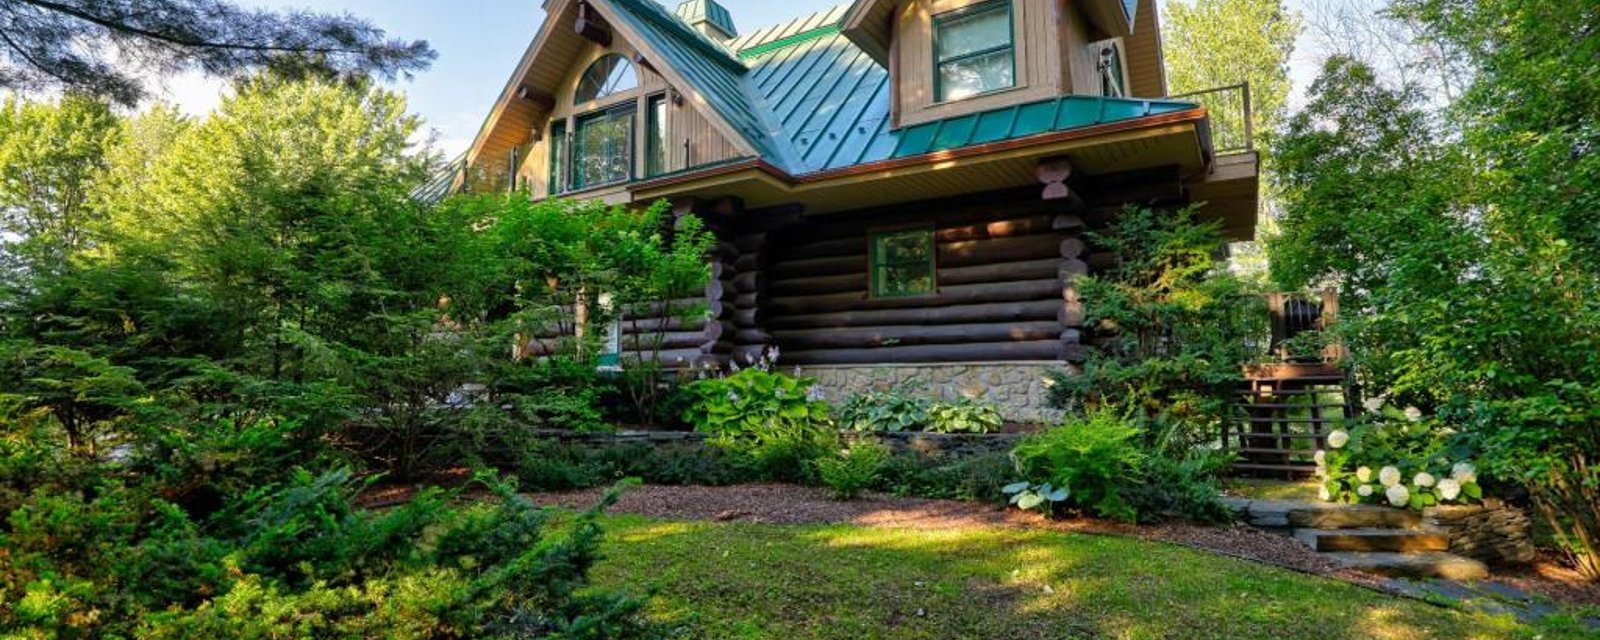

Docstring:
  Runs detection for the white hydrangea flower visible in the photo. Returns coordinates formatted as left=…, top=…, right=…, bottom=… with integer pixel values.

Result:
left=1386, top=484, right=1410, bottom=507
left=1451, top=462, right=1477, bottom=484
left=1315, top=463, right=1328, bottom=479
left=1318, top=485, right=1332, bottom=501
left=1413, top=472, right=1436, bottom=488
left=1313, top=449, right=1326, bottom=465
left=1403, top=406, right=1423, bottom=422
left=1362, top=396, right=1385, bottom=413
left=1379, top=466, right=1402, bottom=487
left=1328, top=430, right=1350, bottom=449
left=1356, top=466, right=1373, bottom=483
left=1436, top=478, right=1462, bottom=501
left=1357, top=484, right=1374, bottom=497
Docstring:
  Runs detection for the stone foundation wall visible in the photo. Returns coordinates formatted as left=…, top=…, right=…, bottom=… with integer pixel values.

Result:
left=796, top=362, right=1066, bottom=424
left=1424, top=499, right=1536, bottom=565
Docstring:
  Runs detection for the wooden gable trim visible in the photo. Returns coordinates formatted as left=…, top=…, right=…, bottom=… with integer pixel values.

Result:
left=841, top=0, right=895, bottom=64
left=464, top=0, right=577, bottom=172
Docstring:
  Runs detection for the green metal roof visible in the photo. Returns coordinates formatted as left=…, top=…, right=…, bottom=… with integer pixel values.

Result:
left=594, top=1, right=1197, bottom=176
left=889, top=95, right=1197, bottom=158
left=672, top=0, right=738, bottom=38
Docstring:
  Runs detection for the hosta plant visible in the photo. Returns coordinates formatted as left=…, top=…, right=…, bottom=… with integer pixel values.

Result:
left=925, top=398, right=1003, bottom=434
left=1002, top=481, right=1069, bottom=513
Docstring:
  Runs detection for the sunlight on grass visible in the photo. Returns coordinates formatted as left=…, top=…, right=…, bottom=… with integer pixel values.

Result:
left=586, top=515, right=1571, bottom=640
left=1223, top=478, right=1324, bottom=500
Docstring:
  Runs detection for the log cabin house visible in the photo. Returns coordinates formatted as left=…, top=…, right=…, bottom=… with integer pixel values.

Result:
left=456, top=0, right=1262, bottom=422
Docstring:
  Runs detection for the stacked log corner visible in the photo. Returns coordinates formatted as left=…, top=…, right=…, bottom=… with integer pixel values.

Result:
left=729, top=230, right=773, bottom=366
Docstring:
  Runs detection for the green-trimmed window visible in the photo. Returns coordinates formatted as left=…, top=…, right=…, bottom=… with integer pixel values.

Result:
left=549, top=119, right=568, bottom=194
left=573, top=103, right=635, bottom=189
left=933, top=0, right=1014, bottom=102
left=869, top=228, right=936, bottom=297
left=645, top=94, right=668, bottom=177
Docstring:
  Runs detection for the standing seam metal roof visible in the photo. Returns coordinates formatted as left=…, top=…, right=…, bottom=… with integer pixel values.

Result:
left=603, top=0, right=1199, bottom=177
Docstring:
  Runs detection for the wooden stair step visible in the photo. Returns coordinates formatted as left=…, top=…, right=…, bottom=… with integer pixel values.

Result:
left=1236, top=403, right=1351, bottom=409
left=1324, top=552, right=1489, bottom=580
left=1293, top=528, right=1450, bottom=553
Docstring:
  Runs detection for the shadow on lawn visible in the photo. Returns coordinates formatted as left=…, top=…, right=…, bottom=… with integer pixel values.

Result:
left=593, top=517, right=1547, bottom=640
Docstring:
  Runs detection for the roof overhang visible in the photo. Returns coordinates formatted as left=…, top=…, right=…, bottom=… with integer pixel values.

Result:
left=629, top=108, right=1259, bottom=225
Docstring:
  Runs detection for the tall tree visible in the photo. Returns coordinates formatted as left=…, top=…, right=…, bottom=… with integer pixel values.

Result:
left=0, top=93, right=116, bottom=277
left=0, top=0, right=435, bottom=105
left=1162, top=0, right=1301, bottom=156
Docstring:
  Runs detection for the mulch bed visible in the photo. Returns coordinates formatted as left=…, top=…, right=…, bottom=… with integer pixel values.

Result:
left=523, top=483, right=1600, bottom=610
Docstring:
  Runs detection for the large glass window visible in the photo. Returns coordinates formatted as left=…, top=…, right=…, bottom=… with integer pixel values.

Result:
left=549, top=119, right=567, bottom=194
left=869, top=228, right=936, bottom=297
left=573, top=104, right=635, bottom=189
left=574, top=54, right=637, bottom=104
left=933, top=0, right=1014, bottom=102
left=645, top=94, right=668, bottom=177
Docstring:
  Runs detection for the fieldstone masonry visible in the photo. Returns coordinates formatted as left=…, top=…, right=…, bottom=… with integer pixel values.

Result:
left=796, top=362, right=1065, bottom=424
left=1423, top=499, right=1537, bottom=565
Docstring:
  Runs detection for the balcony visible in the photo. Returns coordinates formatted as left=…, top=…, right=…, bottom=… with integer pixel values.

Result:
left=1171, top=82, right=1253, bottom=156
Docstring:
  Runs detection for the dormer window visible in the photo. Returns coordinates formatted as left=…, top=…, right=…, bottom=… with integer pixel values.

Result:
left=932, top=0, right=1014, bottom=102
left=574, top=54, right=637, bottom=104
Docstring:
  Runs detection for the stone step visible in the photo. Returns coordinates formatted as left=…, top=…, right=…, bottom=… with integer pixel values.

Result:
left=1324, top=551, right=1489, bottom=581
left=1222, top=498, right=1424, bottom=530
left=1293, top=528, right=1450, bottom=553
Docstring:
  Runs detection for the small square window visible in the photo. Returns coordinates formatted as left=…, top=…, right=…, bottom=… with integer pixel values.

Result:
left=933, top=0, right=1015, bottom=102
left=870, top=228, right=936, bottom=297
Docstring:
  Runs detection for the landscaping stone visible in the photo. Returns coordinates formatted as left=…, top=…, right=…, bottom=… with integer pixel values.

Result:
left=797, top=362, right=1065, bottom=424
left=1324, top=551, right=1490, bottom=580
left=1423, top=500, right=1536, bottom=565
left=1293, top=528, right=1450, bottom=553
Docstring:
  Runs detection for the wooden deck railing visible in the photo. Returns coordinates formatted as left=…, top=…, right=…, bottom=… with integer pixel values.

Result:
left=1169, top=82, right=1253, bottom=155
left=1264, top=287, right=1344, bottom=363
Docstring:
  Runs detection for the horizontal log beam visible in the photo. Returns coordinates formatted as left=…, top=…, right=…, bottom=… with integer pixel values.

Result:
left=768, top=299, right=1060, bottom=330
left=780, top=340, right=1063, bottom=365
left=769, top=279, right=1061, bottom=315
left=768, top=257, right=1064, bottom=296
left=773, top=321, right=1063, bottom=350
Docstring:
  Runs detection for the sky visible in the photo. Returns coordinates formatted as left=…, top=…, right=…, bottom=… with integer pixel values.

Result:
left=153, top=0, right=1336, bottom=158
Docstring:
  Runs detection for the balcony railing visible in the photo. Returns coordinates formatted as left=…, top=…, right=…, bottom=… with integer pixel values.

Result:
left=1169, top=82, right=1253, bottom=156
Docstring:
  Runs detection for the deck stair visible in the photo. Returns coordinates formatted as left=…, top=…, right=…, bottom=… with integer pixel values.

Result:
left=1224, top=497, right=1489, bottom=580
left=1227, top=363, right=1355, bottom=478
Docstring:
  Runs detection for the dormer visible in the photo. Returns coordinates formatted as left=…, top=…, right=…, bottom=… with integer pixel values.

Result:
left=841, top=0, right=1166, bottom=127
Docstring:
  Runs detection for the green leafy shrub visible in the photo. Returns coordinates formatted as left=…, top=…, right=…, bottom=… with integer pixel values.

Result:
left=1009, top=410, right=1144, bottom=522
left=836, top=384, right=929, bottom=432
left=682, top=367, right=836, bottom=483
left=925, top=398, right=1003, bottom=433
left=818, top=440, right=891, bottom=500
left=876, top=450, right=1015, bottom=504
left=0, top=467, right=662, bottom=639
left=1122, top=450, right=1235, bottom=523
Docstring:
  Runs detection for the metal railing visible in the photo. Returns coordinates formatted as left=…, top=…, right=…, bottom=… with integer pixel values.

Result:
left=1169, top=82, right=1253, bottom=155
left=1263, top=288, right=1343, bottom=363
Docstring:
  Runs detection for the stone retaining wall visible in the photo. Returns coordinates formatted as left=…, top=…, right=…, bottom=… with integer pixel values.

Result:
left=1424, top=499, right=1536, bottom=565
left=796, top=362, right=1066, bottom=424
left=535, top=429, right=1021, bottom=460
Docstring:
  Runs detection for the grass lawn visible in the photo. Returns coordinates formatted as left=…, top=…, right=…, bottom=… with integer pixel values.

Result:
left=1222, top=477, right=1325, bottom=501
left=590, top=515, right=1581, bottom=640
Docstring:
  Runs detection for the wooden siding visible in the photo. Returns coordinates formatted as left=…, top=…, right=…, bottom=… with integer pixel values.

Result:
left=894, top=0, right=1063, bottom=128
left=1124, top=0, right=1166, bottom=97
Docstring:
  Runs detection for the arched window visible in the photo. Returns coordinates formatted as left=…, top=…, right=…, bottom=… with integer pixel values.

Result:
left=574, top=54, right=637, bottom=104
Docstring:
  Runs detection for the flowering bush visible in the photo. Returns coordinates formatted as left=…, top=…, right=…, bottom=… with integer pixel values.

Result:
left=1313, top=405, right=1486, bottom=511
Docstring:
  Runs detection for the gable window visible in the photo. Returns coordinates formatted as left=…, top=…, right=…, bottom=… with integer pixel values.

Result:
left=869, top=227, right=936, bottom=297
left=575, top=54, right=637, bottom=104
left=933, top=0, right=1014, bottom=102
left=645, top=94, right=668, bottom=177
left=573, top=103, right=635, bottom=189
left=1094, top=39, right=1127, bottom=97
left=549, top=119, right=568, bottom=194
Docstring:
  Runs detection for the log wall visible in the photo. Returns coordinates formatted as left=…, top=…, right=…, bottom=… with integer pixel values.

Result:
left=761, top=192, right=1088, bottom=365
